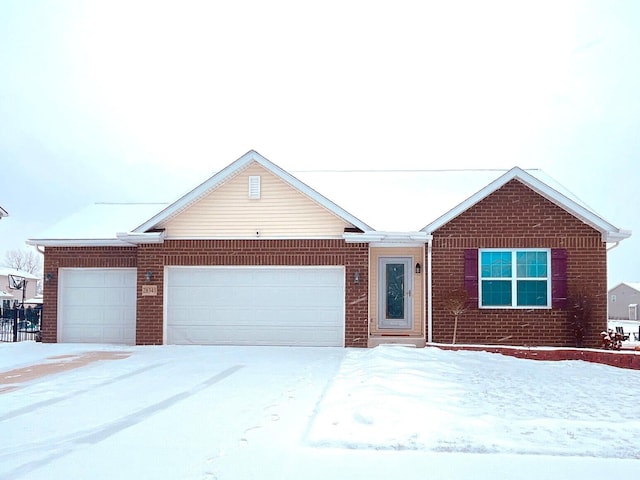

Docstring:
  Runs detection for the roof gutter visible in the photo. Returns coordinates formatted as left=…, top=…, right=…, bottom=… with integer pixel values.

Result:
left=603, top=229, right=632, bottom=243
left=26, top=238, right=133, bottom=247
left=116, top=231, right=165, bottom=245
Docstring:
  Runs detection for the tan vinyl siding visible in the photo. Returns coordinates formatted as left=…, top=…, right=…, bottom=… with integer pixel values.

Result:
left=369, top=247, right=424, bottom=336
left=160, top=162, right=350, bottom=237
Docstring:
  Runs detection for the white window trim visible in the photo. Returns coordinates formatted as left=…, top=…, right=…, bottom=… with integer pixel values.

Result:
left=478, top=248, right=552, bottom=309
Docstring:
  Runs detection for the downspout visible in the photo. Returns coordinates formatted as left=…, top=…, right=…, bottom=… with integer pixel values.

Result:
left=606, top=241, right=620, bottom=252
left=427, top=236, right=433, bottom=344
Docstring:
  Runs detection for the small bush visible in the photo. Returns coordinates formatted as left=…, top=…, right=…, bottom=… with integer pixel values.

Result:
left=567, top=292, right=592, bottom=348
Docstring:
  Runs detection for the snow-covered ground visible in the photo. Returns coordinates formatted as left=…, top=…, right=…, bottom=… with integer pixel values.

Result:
left=1, top=342, right=639, bottom=480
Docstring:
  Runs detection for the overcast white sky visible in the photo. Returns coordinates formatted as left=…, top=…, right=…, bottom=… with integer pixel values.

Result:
left=0, top=0, right=638, bottom=286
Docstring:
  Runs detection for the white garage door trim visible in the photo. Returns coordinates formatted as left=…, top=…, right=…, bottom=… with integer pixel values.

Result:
left=164, top=266, right=345, bottom=346
left=58, top=268, right=137, bottom=344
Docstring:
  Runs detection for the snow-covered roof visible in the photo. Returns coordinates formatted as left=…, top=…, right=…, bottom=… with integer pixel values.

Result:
left=0, top=267, right=39, bottom=280
left=296, top=166, right=630, bottom=242
left=622, top=282, right=640, bottom=293
left=26, top=203, right=168, bottom=247
left=26, top=152, right=631, bottom=246
left=420, top=167, right=629, bottom=242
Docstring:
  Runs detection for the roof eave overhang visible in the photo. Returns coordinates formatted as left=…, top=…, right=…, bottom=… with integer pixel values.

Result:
left=603, top=229, right=632, bottom=243
left=116, top=231, right=165, bottom=244
left=25, top=238, right=133, bottom=247
left=344, top=231, right=432, bottom=244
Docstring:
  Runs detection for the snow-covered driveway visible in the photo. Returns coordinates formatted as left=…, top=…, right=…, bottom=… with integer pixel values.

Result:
left=1, top=342, right=639, bottom=480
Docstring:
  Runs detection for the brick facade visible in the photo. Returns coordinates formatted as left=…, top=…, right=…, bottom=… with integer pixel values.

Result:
left=41, top=247, right=137, bottom=343
left=42, top=240, right=369, bottom=347
left=41, top=180, right=610, bottom=349
left=430, top=180, right=607, bottom=348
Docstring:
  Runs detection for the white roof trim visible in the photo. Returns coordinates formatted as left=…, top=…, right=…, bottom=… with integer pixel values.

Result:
left=25, top=238, right=132, bottom=247
left=116, top=231, right=165, bottom=244
left=344, top=231, right=432, bottom=244
left=164, top=234, right=346, bottom=241
left=133, top=150, right=372, bottom=234
left=422, top=166, right=631, bottom=242
left=604, top=229, right=632, bottom=242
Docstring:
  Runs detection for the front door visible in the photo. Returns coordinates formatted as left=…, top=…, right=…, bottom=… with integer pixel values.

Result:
left=378, top=257, right=413, bottom=329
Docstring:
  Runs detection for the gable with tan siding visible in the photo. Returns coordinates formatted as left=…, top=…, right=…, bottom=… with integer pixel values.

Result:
left=159, top=162, right=352, bottom=238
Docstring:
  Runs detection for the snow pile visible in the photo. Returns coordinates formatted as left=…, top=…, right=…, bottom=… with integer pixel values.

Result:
left=308, top=345, right=640, bottom=458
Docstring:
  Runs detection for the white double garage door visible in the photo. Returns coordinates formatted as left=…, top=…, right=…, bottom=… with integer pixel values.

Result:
left=58, top=267, right=345, bottom=346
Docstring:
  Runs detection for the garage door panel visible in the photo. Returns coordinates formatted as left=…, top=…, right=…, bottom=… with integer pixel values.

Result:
left=59, top=268, right=137, bottom=345
left=63, top=270, right=136, bottom=288
left=166, top=267, right=344, bottom=346
left=168, top=324, right=342, bottom=346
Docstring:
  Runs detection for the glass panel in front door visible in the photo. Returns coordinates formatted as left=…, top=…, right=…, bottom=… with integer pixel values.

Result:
left=379, top=257, right=412, bottom=329
left=386, top=263, right=405, bottom=319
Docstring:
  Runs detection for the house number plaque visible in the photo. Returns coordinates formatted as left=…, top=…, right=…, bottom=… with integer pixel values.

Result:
left=141, top=285, right=158, bottom=296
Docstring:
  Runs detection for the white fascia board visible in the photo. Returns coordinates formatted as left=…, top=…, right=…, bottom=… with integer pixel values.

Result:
left=518, top=175, right=631, bottom=241
left=133, top=150, right=373, bottom=234
left=422, top=167, right=630, bottom=242
left=251, top=153, right=373, bottom=233
left=421, top=169, right=522, bottom=233
left=344, top=231, right=431, bottom=244
left=25, top=238, right=131, bottom=247
left=603, top=229, right=632, bottom=243
left=116, top=231, right=165, bottom=244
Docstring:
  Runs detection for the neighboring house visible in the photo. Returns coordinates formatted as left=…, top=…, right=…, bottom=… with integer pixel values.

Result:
left=608, top=282, right=640, bottom=321
left=0, top=267, right=39, bottom=309
left=27, top=151, right=631, bottom=348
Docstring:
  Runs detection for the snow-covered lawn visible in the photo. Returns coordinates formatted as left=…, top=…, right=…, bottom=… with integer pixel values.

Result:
left=1, top=342, right=639, bottom=480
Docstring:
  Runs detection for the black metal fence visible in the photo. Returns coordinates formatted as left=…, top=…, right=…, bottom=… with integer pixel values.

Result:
left=0, top=307, right=42, bottom=342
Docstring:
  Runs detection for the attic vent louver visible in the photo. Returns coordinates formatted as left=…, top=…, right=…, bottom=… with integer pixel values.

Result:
left=248, top=175, right=261, bottom=199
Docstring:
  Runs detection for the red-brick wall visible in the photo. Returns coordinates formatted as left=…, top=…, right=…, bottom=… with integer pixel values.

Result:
left=42, top=240, right=369, bottom=347
left=430, top=180, right=607, bottom=348
left=41, top=247, right=137, bottom=343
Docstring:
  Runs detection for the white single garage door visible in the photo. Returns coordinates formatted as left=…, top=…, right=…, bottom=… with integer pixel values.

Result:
left=58, top=268, right=137, bottom=344
left=166, top=267, right=345, bottom=346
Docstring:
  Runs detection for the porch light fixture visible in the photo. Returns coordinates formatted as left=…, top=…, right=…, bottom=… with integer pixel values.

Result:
left=45, top=272, right=53, bottom=282
left=354, top=271, right=360, bottom=284
left=415, top=263, right=421, bottom=274
left=145, top=271, right=153, bottom=282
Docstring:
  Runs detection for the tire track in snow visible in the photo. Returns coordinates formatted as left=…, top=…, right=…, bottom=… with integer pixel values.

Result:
left=0, top=362, right=167, bottom=422
left=0, top=365, right=244, bottom=480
